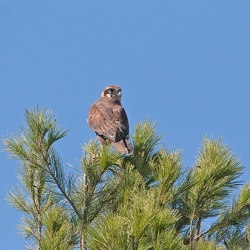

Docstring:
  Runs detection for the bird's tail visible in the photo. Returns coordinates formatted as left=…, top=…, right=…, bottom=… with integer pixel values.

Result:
left=112, top=139, right=133, bottom=154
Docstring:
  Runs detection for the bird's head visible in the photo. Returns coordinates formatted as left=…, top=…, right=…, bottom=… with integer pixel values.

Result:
left=101, top=85, right=122, bottom=102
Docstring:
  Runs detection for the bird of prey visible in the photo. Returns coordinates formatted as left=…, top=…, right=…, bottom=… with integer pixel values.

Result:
left=88, top=85, right=133, bottom=154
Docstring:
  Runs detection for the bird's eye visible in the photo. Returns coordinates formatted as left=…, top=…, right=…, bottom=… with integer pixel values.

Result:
left=108, top=88, right=114, bottom=93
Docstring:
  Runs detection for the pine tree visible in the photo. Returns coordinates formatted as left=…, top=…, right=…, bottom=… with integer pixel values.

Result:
left=3, top=108, right=250, bottom=250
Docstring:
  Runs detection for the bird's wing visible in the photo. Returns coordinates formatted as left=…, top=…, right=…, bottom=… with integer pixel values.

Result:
left=88, top=101, right=129, bottom=142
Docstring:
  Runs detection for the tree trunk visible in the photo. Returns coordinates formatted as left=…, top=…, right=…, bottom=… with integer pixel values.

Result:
left=195, top=217, right=202, bottom=241
left=80, top=173, right=88, bottom=250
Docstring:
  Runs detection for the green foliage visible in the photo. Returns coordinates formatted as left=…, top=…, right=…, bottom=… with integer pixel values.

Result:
left=4, top=108, right=67, bottom=162
left=193, top=239, right=223, bottom=250
left=3, top=108, right=250, bottom=250
left=190, top=137, right=243, bottom=219
left=175, top=137, right=244, bottom=247
left=87, top=190, right=184, bottom=250
left=40, top=206, right=78, bottom=250
left=131, top=121, right=162, bottom=184
left=150, top=148, right=184, bottom=205
left=4, top=108, right=66, bottom=248
left=210, top=183, right=250, bottom=247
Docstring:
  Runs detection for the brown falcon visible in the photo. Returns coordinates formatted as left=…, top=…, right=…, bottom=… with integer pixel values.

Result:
left=88, top=85, right=133, bottom=154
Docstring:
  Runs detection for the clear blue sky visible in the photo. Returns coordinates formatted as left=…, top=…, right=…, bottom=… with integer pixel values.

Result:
left=1, top=1, right=250, bottom=249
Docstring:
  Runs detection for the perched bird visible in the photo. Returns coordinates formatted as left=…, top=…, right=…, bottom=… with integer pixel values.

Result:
left=88, top=85, right=133, bottom=154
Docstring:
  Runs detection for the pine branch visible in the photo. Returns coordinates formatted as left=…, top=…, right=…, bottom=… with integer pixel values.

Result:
left=195, top=184, right=250, bottom=242
left=39, top=149, right=81, bottom=218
